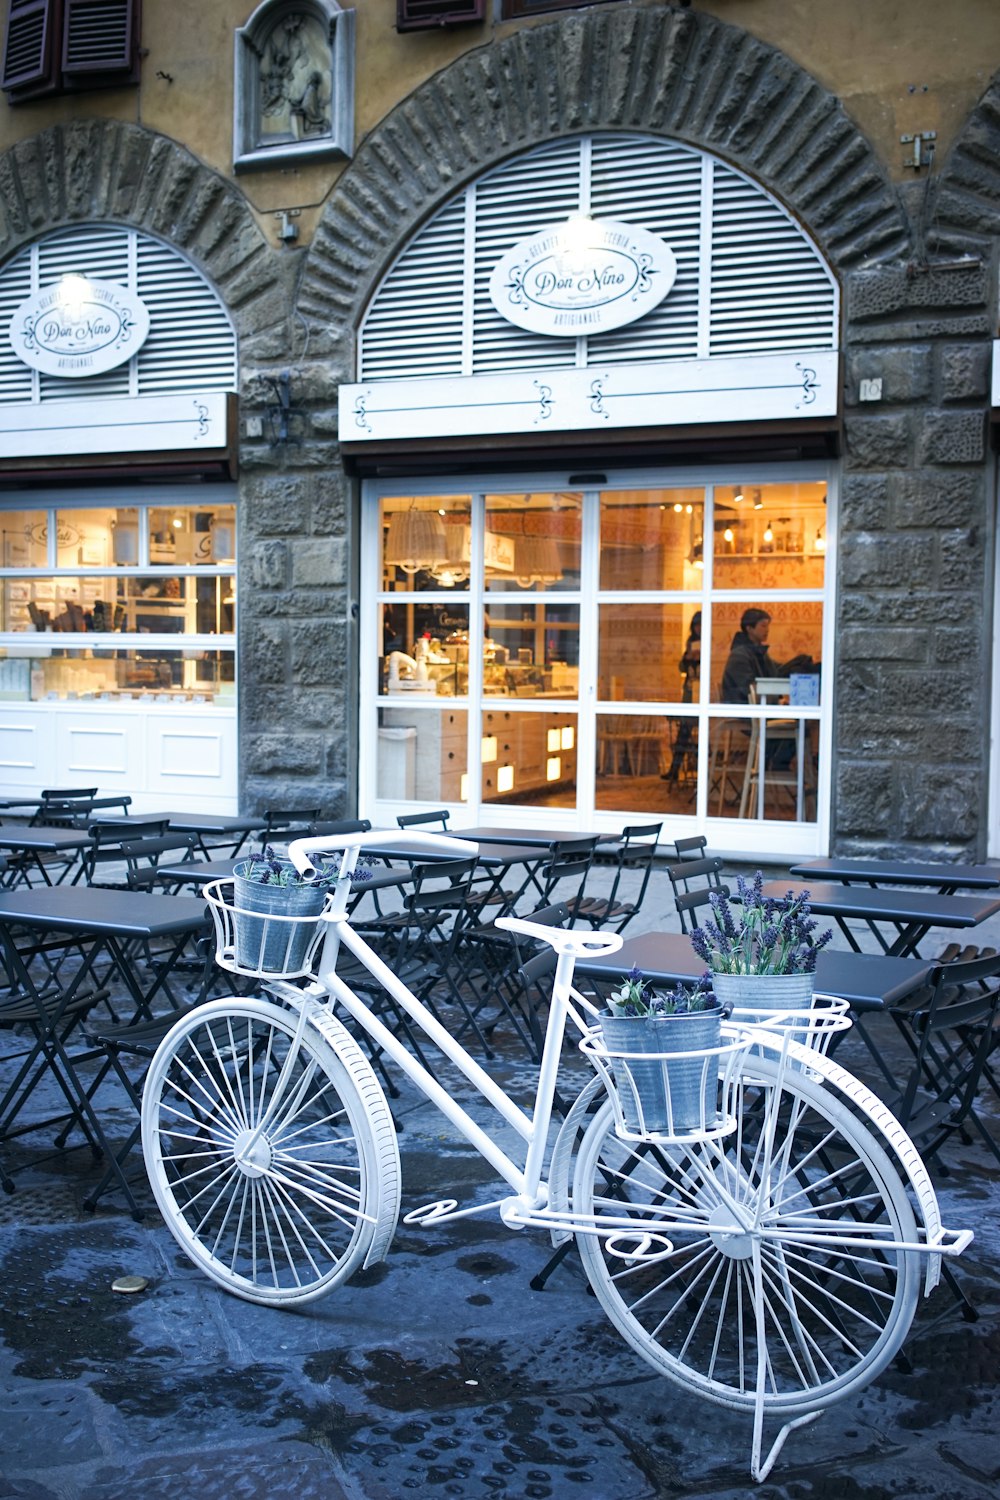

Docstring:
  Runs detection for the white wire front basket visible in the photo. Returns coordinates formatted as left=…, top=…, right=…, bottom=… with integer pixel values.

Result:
left=730, top=994, right=852, bottom=1073
left=581, top=1025, right=750, bottom=1145
left=204, top=878, right=332, bottom=979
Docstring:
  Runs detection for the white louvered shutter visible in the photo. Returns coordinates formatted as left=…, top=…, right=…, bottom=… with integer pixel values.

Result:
left=0, top=224, right=237, bottom=408
left=357, top=132, right=838, bottom=383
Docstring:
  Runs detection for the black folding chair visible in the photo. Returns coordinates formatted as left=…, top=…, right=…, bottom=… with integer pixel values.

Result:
left=530, top=837, right=598, bottom=922
left=396, top=810, right=450, bottom=832
left=576, top=822, right=662, bottom=933
left=459, top=902, right=571, bottom=1059
left=261, top=807, right=322, bottom=842
left=667, top=854, right=729, bottom=934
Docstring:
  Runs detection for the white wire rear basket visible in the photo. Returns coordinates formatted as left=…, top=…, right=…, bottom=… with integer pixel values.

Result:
left=581, top=1026, right=750, bottom=1145
left=204, top=879, right=332, bottom=979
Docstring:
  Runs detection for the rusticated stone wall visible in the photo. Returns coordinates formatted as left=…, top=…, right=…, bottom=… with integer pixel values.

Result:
left=2, top=8, right=999, bottom=852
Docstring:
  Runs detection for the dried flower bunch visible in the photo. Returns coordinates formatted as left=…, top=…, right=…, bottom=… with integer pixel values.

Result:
left=609, top=966, right=717, bottom=1017
left=691, top=871, right=832, bottom=976
left=236, top=845, right=373, bottom=887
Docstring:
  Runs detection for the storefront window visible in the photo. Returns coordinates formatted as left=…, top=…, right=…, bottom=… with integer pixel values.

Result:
left=367, top=473, right=830, bottom=842
left=0, top=493, right=236, bottom=706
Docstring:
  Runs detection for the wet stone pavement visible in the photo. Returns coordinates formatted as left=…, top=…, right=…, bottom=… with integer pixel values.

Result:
left=1, top=861, right=1000, bottom=1499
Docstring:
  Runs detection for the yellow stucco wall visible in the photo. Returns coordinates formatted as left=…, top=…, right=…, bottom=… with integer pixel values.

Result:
left=1, top=0, right=998, bottom=250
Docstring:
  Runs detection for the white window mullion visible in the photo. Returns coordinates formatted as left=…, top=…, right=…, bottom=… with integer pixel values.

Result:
left=575, top=487, right=601, bottom=822
left=466, top=492, right=487, bottom=818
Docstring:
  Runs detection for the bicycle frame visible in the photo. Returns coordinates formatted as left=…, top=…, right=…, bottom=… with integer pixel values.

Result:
left=299, top=830, right=623, bottom=1216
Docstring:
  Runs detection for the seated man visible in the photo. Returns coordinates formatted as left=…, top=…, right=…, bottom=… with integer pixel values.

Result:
left=721, top=608, right=812, bottom=771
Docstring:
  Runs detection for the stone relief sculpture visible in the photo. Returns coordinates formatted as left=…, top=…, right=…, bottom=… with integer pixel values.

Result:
left=259, top=12, right=331, bottom=141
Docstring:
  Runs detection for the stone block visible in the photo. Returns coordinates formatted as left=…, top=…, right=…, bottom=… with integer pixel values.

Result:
left=292, top=620, right=348, bottom=683
left=898, top=769, right=980, bottom=842
left=892, top=471, right=983, bottom=528
left=837, top=590, right=977, bottom=627
left=917, top=410, right=986, bottom=465
left=845, top=345, right=931, bottom=406
left=839, top=533, right=936, bottom=589
left=938, top=529, right=987, bottom=591
left=246, top=541, right=287, bottom=589
left=839, top=627, right=927, bottom=664
left=244, top=734, right=326, bottom=778
left=290, top=539, right=348, bottom=589
left=843, top=414, right=911, bottom=469
left=847, top=262, right=989, bottom=321
left=243, top=625, right=286, bottom=684
left=839, top=473, right=891, bottom=529
left=878, top=666, right=979, bottom=717
left=834, top=761, right=894, bottom=836
left=939, top=343, right=991, bottom=402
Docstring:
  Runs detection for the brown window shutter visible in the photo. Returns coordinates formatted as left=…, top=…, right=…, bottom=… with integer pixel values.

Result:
left=396, top=0, right=484, bottom=33
left=61, top=0, right=138, bottom=77
left=1, top=0, right=60, bottom=95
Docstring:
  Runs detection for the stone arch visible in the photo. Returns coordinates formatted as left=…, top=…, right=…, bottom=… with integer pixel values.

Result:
left=922, top=68, right=1000, bottom=264
left=0, top=119, right=285, bottom=344
left=301, top=5, right=911, bottom=349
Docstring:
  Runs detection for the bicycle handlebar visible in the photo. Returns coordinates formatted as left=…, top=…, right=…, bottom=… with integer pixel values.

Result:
left=287, top=829, right=480, bottom=875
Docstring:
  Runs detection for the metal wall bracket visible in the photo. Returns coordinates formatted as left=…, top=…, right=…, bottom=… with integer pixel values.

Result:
left=900, top=131, right=936, bottom=170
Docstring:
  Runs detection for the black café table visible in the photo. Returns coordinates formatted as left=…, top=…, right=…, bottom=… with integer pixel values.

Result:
left=0, top=886, right=212, bottom=1167
left=157, top=857, right=412, bottom=914
left=363, top=834, right=555, bottom=914
left=790, top=856, right=1000, bottom=896
left=758, top=878, right=1000, bottom=959
left=0, top=823, right=94, bottom=887
left=90, top=812, right=266, bottom=858
left=574, top=930, right=935, bottom=1013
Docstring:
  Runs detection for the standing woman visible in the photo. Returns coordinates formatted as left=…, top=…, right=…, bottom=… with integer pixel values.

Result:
left=663, top=610, right=700, bottom=782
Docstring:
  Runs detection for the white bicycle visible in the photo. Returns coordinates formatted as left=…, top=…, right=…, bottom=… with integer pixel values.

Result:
left=140, top=831, right=971, bottom=1480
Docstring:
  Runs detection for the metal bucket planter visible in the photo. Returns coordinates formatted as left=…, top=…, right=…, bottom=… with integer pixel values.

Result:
left=711, top=972, right=815, bottom=1062
left=599, top=1007, right=725, bottom=1136
left=232, top=864, right=328, bottom=975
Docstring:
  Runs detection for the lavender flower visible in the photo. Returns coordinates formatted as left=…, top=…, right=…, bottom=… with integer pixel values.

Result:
left=690, top=872, right=833, bottom=976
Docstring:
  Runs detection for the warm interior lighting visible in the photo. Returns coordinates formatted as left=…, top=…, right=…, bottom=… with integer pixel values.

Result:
left=481, top=735, right=498, bottom=763
left=515, top=535, right=562, bottom=588
left=673, top=502, right=683, bottom=513
left=547, top=728, right=561, bottom=752
left=685, top=504, right=693, bottom=514
left=723, top=526, right=734, bottom=543
left=172, top=517, right=183, bottom=529
left=733, top=486, right=744, bottom=503
left=459, top=773, right=469, bottom=801
left=815, top=528, right=827, bottom=552
left=497, top=764, right=514, bottom=794
left=560, top=726, right=574, bottom=750
left=763, top=525, right=774, bottom=543
left=753, top=490, right=763, bottom=510
left=546, top=756, right=561, bottom=781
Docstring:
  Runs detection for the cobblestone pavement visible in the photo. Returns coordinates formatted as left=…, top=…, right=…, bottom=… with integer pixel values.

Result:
left=1, top=853, right=999, bottom=1499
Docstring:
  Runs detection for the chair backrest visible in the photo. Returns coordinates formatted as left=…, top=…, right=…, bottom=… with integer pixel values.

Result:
left=670, top=834, right=708, bottom=862
left=396, top=810, right=450, bottom=831
left=263, top=807, right=322, bottom=839
left=892, top=949, right=1000, bottom=1161
left=31, top=787, right=101, bottom=827
left=667, top=854, right=728, bottom=934
left=600, top=823, right=662, bottom=917
left=85, top=823, right=196, bottom=890
left=534, top=837, right=598, bottom=917
left=308, top=818, right=371, bottom=837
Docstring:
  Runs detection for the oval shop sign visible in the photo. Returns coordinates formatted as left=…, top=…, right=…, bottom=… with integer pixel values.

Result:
left=488, top=217, right=677, bottom=337
left=8, top=275, right=151, bottom=378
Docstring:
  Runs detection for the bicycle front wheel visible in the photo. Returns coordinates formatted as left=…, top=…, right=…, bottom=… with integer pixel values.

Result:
left=141, top=998, right=399, bottom=1305
left=573, top=1056, right=920, bottom=1415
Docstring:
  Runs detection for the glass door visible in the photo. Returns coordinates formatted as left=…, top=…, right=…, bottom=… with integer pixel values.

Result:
left=363, top=469, right=834, bottom=853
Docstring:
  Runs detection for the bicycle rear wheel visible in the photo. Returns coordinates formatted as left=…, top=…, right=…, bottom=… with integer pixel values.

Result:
left=141, top=998, right=399, bottom=1305
left=573, top=1057, right=920, bottom=1415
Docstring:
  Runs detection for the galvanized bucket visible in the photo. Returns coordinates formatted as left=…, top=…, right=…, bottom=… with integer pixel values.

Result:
left=232, top=864, right=328, bottom=974
left=710, top=972, right=815, bottom=1061
left=599, top=1008, right=724, bottom=1135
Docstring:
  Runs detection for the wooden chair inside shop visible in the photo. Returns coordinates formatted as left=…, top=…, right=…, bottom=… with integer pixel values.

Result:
left=575, top=822, right=663, bottom=934
left=667, top=855, right=729, bottom=934
left=597, top=715, right=666, bottom=777
left=737, top=683, right=816, bottom=821
left=707, top=718, right=751, bottom=814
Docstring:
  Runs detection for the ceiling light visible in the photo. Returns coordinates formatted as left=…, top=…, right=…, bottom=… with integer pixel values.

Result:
left=753, top=490, right=763, bottom=510
left=384, top=506, right=447, bottom=575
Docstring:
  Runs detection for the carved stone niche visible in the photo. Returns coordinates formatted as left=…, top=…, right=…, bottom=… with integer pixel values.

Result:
left=234, top=0, right=355, bottom=171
